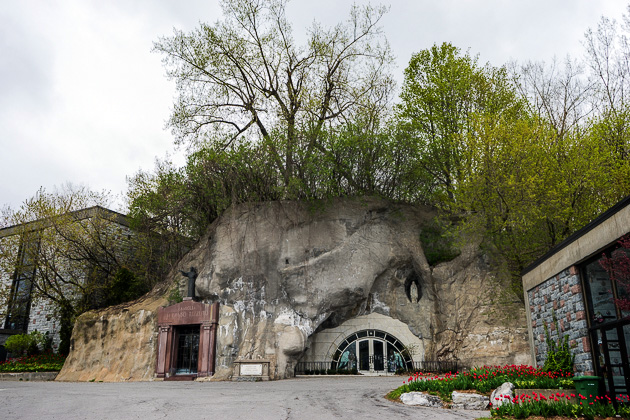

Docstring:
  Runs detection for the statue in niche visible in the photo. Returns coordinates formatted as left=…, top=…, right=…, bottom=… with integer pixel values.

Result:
left=404, top=272, right=422, bottom=303
left=180, top=266, right=198, bottom=299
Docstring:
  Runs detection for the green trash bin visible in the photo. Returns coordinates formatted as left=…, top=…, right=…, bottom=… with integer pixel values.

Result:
left=573, top=376, right=601, bottom=404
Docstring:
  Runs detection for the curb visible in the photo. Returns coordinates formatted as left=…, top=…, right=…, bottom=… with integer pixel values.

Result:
left=0, top=372, right=58, bottom=381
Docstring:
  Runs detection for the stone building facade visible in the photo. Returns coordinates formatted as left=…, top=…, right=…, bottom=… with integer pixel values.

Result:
left=522, top=195, right=630, bottom=400
left=527, top=267, right=591, bottom=373
left=0, top=206, right=133, bottom=360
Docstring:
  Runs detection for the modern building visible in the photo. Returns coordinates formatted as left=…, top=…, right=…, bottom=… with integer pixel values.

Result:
left=0, top=206, right=133, bottom=360
left=522, top=195, right=630, bottom=400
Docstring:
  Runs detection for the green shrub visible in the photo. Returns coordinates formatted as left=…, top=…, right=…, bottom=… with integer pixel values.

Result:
left=105, top=267, right=148, bottom=306
left=4, top=332, right=39, bottom=356
left=168, top=286, right=183, bottom=304
left=542, top=317, right=575, bottom=375
left=419, top=220, right=460, bottom=266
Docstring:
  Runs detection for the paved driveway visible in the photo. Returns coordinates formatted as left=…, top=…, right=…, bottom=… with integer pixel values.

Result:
left=1, top=376, right=490, bottom=420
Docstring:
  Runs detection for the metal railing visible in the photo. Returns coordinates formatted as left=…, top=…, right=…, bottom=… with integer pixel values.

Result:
left=295, top=359, right=458, bottom=375
left=295, top=361, right=336, bottom=375
left=408, top=360, right=458, bottom=374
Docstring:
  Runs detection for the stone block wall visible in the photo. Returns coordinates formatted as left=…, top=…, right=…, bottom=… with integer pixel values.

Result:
left=27, top=298, right=61, bottom=352
left=527, top=266, right=594, bottom=375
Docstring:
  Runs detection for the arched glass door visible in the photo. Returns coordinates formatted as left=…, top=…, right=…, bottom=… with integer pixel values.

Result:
left=332, top=329, right=412, bottom=373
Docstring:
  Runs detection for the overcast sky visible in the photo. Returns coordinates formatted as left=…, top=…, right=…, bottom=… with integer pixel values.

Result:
left=1, top=0, right=628, bottom=212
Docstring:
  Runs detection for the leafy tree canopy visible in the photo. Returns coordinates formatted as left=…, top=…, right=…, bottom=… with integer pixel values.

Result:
left=129, top=6, right=630, bottom=303
left=154, top=0, right=395, bottom=189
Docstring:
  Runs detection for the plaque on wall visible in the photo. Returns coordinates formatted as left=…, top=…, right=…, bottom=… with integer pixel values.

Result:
left=240, top=363, right=263, bottom=376
left=232, top=359, right=271, bottom=381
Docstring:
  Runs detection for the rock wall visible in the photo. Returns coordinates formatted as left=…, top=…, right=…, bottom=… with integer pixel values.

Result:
left=58, top=198, right=530, bottom=381
left=56, top=293, right=167, bottom=382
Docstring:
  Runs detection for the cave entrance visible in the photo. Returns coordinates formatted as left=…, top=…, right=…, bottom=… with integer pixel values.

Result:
left=155, top=301, right=219, bottom=380
left=332, top=329, right=412, bottom=374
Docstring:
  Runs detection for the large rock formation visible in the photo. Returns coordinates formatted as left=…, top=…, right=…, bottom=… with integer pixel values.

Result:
left=58, top=198, right=530, bottom=381
left=56, top=293, right=167, bottom=382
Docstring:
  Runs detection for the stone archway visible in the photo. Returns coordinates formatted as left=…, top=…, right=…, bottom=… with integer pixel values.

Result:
left=300, top=312, right=424, bottom=373
left=331, top=329, right=413, bottom=373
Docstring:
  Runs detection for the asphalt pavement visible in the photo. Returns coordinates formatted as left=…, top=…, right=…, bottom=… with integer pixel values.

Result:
left=0, top=376, right=490, bottom=420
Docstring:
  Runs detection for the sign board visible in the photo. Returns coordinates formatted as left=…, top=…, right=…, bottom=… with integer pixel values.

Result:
left=158, top=301, right=216, bottom=326
left=240, top=363, right=263, bottom=376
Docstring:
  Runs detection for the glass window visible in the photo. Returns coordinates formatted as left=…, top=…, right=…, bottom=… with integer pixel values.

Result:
left=337, top=342, right=356, bottom=370
left=333, top=330, right=412, bottom=372
left=585, top=256, right=617, bottom=323
left=387, top=342, right=405, bottom=372
left=5, top=236, right=39, bottom=331
left=610, top=248, right=630, bottom=319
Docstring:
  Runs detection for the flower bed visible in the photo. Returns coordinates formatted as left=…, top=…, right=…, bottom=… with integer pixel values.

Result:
left=514, top=389, right=578, bottom=403
left=0, top=353, right=66, bottom=373
left=386, top=364, right=630, bottom=419
left=491, top=392, right=630, bottom=419
left=388, top=364, right=574, bottom=401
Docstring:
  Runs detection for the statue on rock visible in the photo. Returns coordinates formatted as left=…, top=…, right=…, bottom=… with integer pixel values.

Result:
left=180, top=266, right=198, bottom=300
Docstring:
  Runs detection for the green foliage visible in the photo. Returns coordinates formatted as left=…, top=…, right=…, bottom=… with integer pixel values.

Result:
left=443, top=109, right=630, bottom=299
left=4, top=331, right=53, bottom=357
left=395, top=42, right=524, bottom=203
left=0, top=353, right=66, bottom=372
left=104, top=267, right=148, bottom=306
left=127, top=125, right=420, bottom=245
left=167, top=286, right=183, bottom=305
left=419, top=220, right=460, bottom=266
left=28, top=330, right=53, bottom=353
left=58, top=300, right=74, bottom=356
left=542, top=319, right=575, bottom=375
left=127, top=144, right=283, bottom=259
left=4, top=333, right=38, bottom=356
left=392, top=40, right=630, bottom=300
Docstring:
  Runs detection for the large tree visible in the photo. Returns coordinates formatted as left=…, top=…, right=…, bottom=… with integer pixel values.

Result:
left=154, top=0, right=394, bottom=189
left=395, top=42, right=523, bottom=203
left=511, top=58, right=593, bottom=141
left=584, top=8, right=630, bottom=160
left=453, top=113, right=630, bottom=298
